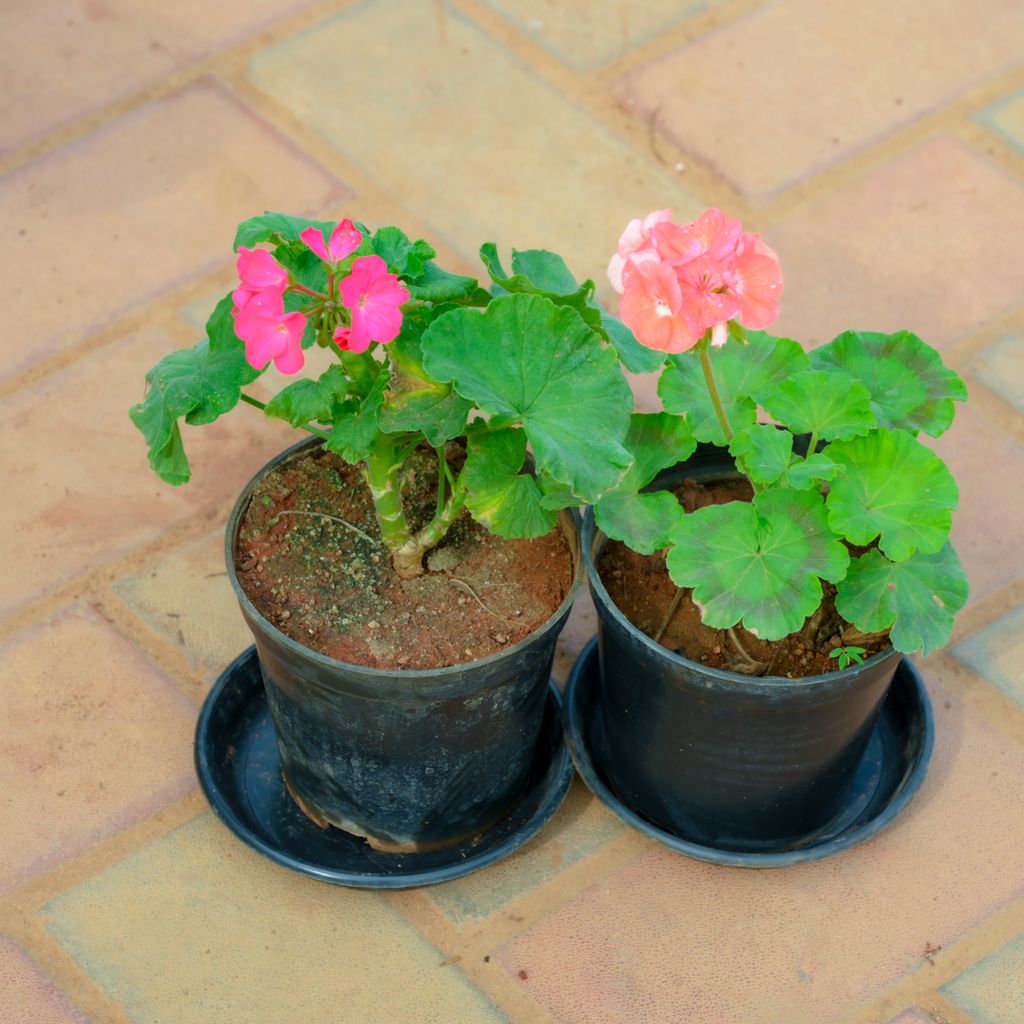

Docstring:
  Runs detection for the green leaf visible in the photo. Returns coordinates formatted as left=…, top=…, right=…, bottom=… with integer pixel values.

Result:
left=233, top=211, right=335, bottom=250
left=728, top=425, right=793, bottom=486
left=835, top=544, right=968, bottom=656
left=406, top=261, right=482, bottom=303
left=595, top=490, right=685, bottom=556
left=597, top=310, right=666, bottom=374
left=826, top=429, right=958, bottom=561
left=810, top=330, right=967, bottom=438
left=536, top=473, right=586, bottom=510
left=658, top=332, right=811, bottom=444
left=378, top=310, right=472, bottom=446
left=324, top=373, right=388, bottom=464
left=760, top=369, right=876, bottom=440
left=462, top=429, right=557, bottom=538
left=617, top=413, right=697, bottom=491
left=378, top=366, right=471, bottom=448
left=371, top=226, right=435, bottom=277
left=784, top=452, right=842, bottom=490
left=265, top=365, right=348, bottom=427
left=274, top=244, right=328, bottom=293
left=592, top=413, right=695, bottom=554
left=422, top=293, right=633, bottom=502
left=129, top=296, right=259, bottom=484
left=479, top=244, right=603, bottom=332
left=666, top=487, right=850, bottom=640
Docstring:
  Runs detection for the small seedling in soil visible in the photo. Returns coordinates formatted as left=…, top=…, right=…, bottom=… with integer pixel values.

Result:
left=829, top=645, right=867, bottom=670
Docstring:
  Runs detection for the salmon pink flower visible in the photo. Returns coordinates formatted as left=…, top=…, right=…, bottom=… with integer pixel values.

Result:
left=338, top=255, right=410, bottom=351
left=653, top=207, right=742, bottom=265
left=236, top=246, right=288, bottom=292
left=608, top=208, right=673, bottom=294
left=729, top=233, right=784, bottom=329
left=233, top=289, right=307, bottom=374
left=301, top=219, right=363, bottom=263
left=619, top=259, right=702, bottom=354
left=674, top=253, right=741, bottom=333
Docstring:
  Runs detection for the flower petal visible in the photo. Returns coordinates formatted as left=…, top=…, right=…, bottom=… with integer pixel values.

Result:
left=236, top=246, right=288, bottom=290
left=327, top=218, right=363, bottom=262
left=300, top=227, right=329, bottom=262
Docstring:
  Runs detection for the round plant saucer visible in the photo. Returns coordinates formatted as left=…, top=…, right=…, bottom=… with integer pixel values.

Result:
left=195, top=647, right=573, bottom=889
left=564, top=638, right=934, bottom=868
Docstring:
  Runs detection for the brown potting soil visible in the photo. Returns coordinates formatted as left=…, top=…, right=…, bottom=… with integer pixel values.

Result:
left=597, top=476, right=891, bottom=678
left=235, top=445, right=573, bottom=670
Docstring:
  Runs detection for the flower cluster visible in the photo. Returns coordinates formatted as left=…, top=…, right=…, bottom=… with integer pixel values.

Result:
left=231, top=218, right=409, bottom=373
left=609, top=208, right=784, bottom=353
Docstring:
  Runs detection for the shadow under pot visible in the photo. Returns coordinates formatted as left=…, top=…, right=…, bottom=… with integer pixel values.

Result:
left=583, top=441, right=902, bottom=852
left=226, top=437, right=582, bottom=853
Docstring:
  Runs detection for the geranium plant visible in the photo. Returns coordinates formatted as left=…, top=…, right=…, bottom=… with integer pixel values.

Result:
left=597, top=207, right=969, bottom=658
left=130, top=212, right=641, bottom=578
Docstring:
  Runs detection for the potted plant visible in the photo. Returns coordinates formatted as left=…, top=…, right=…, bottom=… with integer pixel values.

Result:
left=573, top=207, right=968, bottom=854
left=130, top=211, right=639, bottom=854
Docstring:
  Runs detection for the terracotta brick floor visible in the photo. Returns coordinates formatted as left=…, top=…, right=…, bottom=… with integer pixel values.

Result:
left=2, top=2, right=1022, bottom=1022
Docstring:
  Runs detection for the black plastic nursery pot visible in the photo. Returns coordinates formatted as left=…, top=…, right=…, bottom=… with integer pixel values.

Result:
left=582, top=442, right=903, bottom=852
left=225, top=437, right=582, bottom=852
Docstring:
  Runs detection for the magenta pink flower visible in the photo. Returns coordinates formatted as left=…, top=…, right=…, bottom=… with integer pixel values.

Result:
left=236, top=246, right=288, bottom=292
left=301, top=219, right=363, bottom=263
left=607, top=208, right=673, bottom=294
left=233, top=289, right=306, bottom=374
left=619, top=260, right=702, bottom=354
left=338, top=255, right=410, bottom=351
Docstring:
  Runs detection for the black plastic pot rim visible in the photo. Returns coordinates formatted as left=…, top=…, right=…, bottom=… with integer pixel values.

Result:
left=225, top=435, right=584, bottom=686
left=582, top=507, right=899, bottom=695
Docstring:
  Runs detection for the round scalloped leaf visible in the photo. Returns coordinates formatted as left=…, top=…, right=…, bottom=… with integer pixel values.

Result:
left=618, top=413, right=697, bottom=492
left=462, top=429, right=557, bottom=538
left=760, top=369, right=876, bottom=440
left=835, top=544, right=968, bottom=656
left=810, top=330, right=967, bottom=438
left=666, top=487, right=850, bottom=640
left=595, top=490, right=684, bottom=555
left=421, top=293, right=633, bottom=502
left=728, top=425, right=793, bottom=485
left=783, top=452, right=842, bottom=490
left=825, top=429, right=958, bottom=561
left=658, top=332, right=811, bottom=445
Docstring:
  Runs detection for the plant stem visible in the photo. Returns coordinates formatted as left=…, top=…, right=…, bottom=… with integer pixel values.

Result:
left=365, top=438, right=414, bottom=573
left=805, top=431, right=818, bottom=461
left=698, top=345, right=733, bottom=442
left=287, top=282, right=326, bottom=299
left=239, top=393, right=330, bottom=440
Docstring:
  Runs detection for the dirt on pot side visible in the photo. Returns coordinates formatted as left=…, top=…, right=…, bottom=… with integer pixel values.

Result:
left=597, top=477, right=891, bottom=678
left=235, top=444, right=573, bottom=670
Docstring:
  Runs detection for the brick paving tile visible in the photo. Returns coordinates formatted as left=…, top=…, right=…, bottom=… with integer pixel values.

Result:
left=928, top=405, right=1024, bottom=606
left=483, top=0, right=707, bottom=71
left=496, top=663, right=1024, bottom=1024
left=943, top=932, right=1024, bottom=1023
left=0, top=328, right=294, bottom=619
left=0, top=79, right=346, bottom=381
left=615, top=0, right=1024, bottom=197
left=953, top=604, right=1024, bottom=709
left=970, top=334, right=1024, bottom=414
left=0, top=605, right=195, bottom=893
left=975, top=88, right=1024, bottom=154
left=0, top=937, right=87, bottom=1024
left=768, top=136, right=1024, bottom=351
left=0, top=0, right=319, bottom=153
left=113, top=530, right=253, bottom=685
left=44, top=814, right=509, bottom=1024
left=248, top=0, right=701, bottom=281
left=428, top=781, right=623, bottom=924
